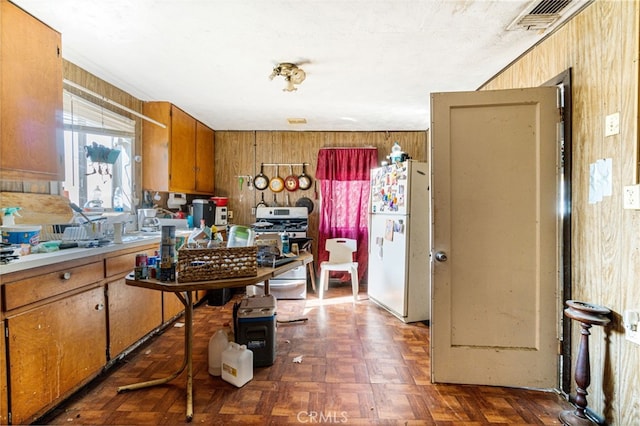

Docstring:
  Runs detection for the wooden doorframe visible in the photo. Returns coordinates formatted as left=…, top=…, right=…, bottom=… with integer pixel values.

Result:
left=544, top=69, right=573, bottom=395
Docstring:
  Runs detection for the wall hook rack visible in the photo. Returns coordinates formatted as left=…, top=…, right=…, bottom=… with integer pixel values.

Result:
left=261, top=162, right=309, bottom=167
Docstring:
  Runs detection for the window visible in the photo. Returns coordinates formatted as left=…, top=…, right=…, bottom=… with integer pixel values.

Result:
left=63, top=90, right=135, bottom=212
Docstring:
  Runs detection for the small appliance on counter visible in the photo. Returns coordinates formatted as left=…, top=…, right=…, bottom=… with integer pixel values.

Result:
left=192, top=198, right=228, bottom=227
left=214, top=206, right=227, bottom=226
left=137, top=208, right=159, bottom=232
left=192, top=199, right=215, bottom=228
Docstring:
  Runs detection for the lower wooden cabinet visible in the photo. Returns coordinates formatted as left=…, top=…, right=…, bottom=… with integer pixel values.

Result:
left=0, top=320, right=7, bottom=425
left=163, top=291, right=185, bottom=321
left=108, top=278, right=162, bottom=357
left=7, top=286, right=107, bottom=424
left=105, top=246, right=163, bottom=358
left=0, top=242, right=185, bottom=422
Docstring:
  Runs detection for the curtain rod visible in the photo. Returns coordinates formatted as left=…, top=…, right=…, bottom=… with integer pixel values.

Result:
left=319, top=146, right=377, bottom=149
left=63, top=79, right=167, bottom=129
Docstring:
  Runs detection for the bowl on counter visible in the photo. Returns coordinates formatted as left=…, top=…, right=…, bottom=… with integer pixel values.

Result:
left=210, top=196, right=228, bottom=207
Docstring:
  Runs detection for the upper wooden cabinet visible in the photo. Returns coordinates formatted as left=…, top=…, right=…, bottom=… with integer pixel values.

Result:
left=142, top=102, right=215, bottom=194
left=0, top=0, right=64, bottom=181
left=195, top=121, right=215, bottom=194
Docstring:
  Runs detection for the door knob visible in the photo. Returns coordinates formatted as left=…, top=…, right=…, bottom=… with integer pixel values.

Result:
left=435, top=251, right=448, bottom=262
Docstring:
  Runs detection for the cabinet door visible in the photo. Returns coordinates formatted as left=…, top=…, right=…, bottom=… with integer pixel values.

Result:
left=142, top=101, right=171, bottom=191
left=163, top=292, right=185, bottom=322
left=1, top=0, right=63, bottom=180
left=108, top=278, right=162, bottom=357
left=7, top=287, right=107, bottom=424
left=195, top=121, right=215, bottom=193
left=0, top=321, right=7, bottom=425
left=169, top=105, right=197, bottom=193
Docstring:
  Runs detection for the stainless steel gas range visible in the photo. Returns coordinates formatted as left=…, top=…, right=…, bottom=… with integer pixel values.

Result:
left=249, top=206, right=310, bottom=299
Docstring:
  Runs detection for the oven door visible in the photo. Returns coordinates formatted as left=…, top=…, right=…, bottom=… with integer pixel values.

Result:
left=248, top=266, right=308, bottom=300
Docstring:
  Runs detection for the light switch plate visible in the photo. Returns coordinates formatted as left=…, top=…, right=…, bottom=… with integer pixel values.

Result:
left=623, top=185, right=640, bottom=209
left=605, top=112, right=620, bottom=137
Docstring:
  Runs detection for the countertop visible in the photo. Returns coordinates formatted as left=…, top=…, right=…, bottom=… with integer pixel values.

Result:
left=0, top=235, right=161, bottom=275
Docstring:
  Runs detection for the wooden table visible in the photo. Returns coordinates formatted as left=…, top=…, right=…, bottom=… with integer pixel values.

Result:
left=119, top=252, right=313, bottom=422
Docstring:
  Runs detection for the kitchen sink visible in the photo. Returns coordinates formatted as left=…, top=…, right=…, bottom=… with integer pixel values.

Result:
left=120, top=232, right=160, bottom=243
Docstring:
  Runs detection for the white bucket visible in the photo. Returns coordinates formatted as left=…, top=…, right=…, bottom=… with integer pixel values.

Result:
left=208, top=329, right=229, bottom=376
left=1, top=225, right=41, bottom=245
left=221, top=342, right=253, bottom=387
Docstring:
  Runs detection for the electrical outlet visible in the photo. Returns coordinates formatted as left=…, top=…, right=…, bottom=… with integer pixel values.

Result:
left=624, top=310, right=640, bottom=346
left=605, top=112, right=620, bottom=137
left=228, top=210, right=233, bottom=219
left=623, top=185, right=640, bottom=209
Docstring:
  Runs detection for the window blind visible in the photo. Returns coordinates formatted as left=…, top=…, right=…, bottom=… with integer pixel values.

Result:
left=63, top=90, right=135, bottom=137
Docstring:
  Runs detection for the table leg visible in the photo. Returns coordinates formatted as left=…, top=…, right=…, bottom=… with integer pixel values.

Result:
left=264, top=278, right=270, bottom=295
left=185, top=291, right=194, bottom=422
left=117, top=290, right=194, bottom=422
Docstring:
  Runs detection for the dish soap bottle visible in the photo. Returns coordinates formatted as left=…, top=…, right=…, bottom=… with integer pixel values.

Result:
left=113, top=187, right=124, bottom=212
left=280, top=232, right=290, bottom=254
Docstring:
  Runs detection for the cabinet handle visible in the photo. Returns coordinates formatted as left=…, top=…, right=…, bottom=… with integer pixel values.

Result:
left=61, top=271, right=72, bottom=280
left=95, top=303, right=105, bottom=311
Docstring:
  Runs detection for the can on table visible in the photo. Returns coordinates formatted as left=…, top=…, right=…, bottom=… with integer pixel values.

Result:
left=147, top=256, right=158, bottom=279
left=159, top=264, right=176, bottom=281
left=136, top=253, right=148, bottom=266
left=134, top=253, right=149, bottom=279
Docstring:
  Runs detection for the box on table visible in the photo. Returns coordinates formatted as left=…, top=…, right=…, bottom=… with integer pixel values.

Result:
left=233, top=294, right=276, bottom=367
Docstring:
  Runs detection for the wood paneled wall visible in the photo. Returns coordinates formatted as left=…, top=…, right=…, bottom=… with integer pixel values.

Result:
left=214, top=130, right=427, bottom=258
left=482, top=1, right=639, bottom=424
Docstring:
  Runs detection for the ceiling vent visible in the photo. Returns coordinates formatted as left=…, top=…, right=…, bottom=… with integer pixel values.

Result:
left=507, top=0, right=591, bottom=31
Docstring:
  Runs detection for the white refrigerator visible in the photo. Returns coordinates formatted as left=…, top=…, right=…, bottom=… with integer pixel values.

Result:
left=368, top=160, right=430, bottom=323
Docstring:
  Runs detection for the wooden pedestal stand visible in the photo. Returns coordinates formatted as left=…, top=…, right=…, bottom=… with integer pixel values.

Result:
left=559, top=300, right=611, bottom=426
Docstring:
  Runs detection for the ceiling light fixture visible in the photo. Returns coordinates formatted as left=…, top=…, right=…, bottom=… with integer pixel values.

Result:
left=269, top=62, right=306, bottom=92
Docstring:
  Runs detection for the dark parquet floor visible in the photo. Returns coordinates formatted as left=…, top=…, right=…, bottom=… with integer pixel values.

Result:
left=40, top=282, right=573, bottom=425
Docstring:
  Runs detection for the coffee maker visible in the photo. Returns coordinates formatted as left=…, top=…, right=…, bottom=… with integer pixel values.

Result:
left=137, top=208, right=159, bottom=231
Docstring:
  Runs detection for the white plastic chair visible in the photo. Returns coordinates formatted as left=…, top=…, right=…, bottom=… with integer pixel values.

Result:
left=319, top=238, right=359, bottom=301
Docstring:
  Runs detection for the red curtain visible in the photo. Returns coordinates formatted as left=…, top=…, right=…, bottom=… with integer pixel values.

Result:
left=316, top=147, right=378, bottom=283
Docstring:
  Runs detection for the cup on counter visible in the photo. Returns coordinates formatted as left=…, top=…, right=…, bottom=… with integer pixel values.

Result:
left=113, top=222, right=123, bottom=244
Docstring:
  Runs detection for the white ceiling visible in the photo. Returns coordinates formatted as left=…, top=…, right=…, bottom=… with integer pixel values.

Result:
left=12, top=0, right=588, bottom=131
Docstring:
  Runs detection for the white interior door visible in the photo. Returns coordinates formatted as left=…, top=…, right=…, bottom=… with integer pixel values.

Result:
left=430, top=87, right=560, bottom=388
